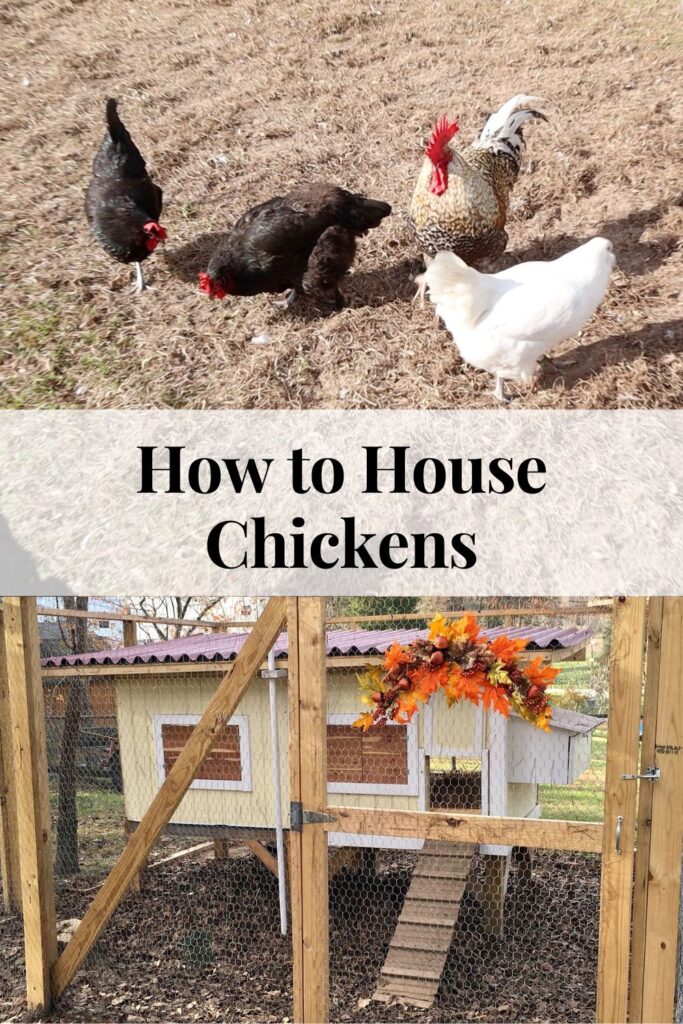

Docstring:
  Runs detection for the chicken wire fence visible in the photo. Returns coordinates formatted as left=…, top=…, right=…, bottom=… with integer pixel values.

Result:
left=323, top=597, right=610, bottom=1023
left=40, top=615, right=294, bottom=1022
left=11, top=596, right=669, bottom=1022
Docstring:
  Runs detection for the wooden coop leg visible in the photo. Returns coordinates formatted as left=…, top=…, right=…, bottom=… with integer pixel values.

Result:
left=328, top=846, right=361, bottom=878
left=246, top=839, right=279, bottom=877
left=213, top=838, right=230, bottom=861
left=482, top=854, right=507, bottom=936
left=513, top=846, right=534, bottom=886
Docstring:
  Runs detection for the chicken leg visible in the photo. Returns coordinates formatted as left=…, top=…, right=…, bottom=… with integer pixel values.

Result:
left=493, top=374, right=509, bottom=404
left=133, top=261, right=147, bottom=294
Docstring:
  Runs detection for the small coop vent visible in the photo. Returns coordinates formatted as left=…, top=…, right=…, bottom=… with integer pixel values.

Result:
left=326, top=714, right=419, bottom=796
left=153, top=714, right=252, bottom=792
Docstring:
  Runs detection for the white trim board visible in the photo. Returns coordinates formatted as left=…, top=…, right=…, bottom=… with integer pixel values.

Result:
left=326, top=712, right=419, bottom=797
left=153, top=712, right=252, bottom=792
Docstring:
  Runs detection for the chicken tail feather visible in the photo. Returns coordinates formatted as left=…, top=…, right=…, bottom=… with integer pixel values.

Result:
left=341, top=195, right=392, bottom=235
left=104, top=98, right=147, bottom=177
left=415, top=250, right=472, bottom=296
left=475, top=94, right=547, bottom=163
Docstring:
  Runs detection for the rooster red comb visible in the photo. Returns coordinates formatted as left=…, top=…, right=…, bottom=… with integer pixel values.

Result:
left=425, top=115, right=459, bottom=164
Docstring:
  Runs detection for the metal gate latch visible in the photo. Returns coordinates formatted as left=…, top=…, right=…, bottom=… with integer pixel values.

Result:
left=290, top=801, right=337, bottom=832
left=621, top=766, right=661, bottom=781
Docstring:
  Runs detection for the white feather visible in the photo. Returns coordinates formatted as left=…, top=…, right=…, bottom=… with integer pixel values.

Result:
left=415, top=238, right=615, bottom=390
left=477, top=94, right=544, bottom=141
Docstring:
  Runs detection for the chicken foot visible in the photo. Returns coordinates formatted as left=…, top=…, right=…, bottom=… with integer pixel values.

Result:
left=274, top=288, right=299, bottom=310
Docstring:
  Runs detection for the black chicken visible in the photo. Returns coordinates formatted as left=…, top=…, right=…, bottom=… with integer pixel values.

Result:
left=85, top=98, right=166, bottom=293
left=198, top=184, right=391, bottom=308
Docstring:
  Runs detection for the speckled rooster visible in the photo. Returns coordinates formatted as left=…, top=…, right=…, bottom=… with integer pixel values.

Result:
left=410, top=95, right=547, bottom=265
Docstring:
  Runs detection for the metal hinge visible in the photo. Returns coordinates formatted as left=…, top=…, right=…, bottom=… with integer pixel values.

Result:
left=290, top=801, right=337, bottom=832
left=622, top=766, right=661, bottom=781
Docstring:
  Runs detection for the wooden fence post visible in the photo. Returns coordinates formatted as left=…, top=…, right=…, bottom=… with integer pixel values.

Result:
left=638, top=597, right=683, bottom=1024
left=630, top=597, right=664, bottom=1022
left=288, top=598, right=329, bottom=1024
left=0, top=608, right=22, bottom=913
left=4, top=597, right=58, bottom=1013
left=52, top=596, right=287, bottom=1001
left=122, top=619, right=137, bottom=648
left=597, top=597, right=646, bottom=1024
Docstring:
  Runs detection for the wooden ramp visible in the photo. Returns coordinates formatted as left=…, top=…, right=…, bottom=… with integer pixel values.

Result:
left=373, top=841, right=475, bottom=1009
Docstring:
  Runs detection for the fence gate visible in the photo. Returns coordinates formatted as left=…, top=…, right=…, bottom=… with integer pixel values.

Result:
left=291, top=597, right=682, bottom=1024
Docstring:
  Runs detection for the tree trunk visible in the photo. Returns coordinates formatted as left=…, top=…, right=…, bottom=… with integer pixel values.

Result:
left=54, top=597, right=88, bottom=877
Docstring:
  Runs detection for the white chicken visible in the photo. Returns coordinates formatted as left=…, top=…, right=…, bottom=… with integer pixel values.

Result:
left=416, top=237, right=616, bottom=401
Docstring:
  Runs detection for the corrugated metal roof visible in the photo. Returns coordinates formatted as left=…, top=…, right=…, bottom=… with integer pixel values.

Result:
left=41, top=624, right=591, bottom=669
left=551, top=707, right=606, bottom=734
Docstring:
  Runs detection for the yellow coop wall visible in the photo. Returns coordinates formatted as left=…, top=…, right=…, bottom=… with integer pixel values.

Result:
left=424, top=689, right=482, bottom=756
left=116, top=672, right=289, bottom=828
left=116, top=667, right=422, bottom=831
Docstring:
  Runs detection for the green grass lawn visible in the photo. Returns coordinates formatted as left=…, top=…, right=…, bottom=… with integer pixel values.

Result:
left=540, top=728, right=607, bottom=822
left=49, top=784, right=127, bottom=878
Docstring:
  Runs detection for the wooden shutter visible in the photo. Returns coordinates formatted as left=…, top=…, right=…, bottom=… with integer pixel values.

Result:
left=161, top=723, right=242, bottom=782
left=327, top=725, right=363, bottom=783
left=362, top=727, right=408, bottom=784
left=327, top=724, right=408, bottom=785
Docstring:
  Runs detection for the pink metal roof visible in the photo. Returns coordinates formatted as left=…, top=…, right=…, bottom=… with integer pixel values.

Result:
left=41, top=624, right=591, bottom=669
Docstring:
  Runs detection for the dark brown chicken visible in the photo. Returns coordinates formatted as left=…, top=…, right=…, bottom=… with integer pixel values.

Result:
left=85, top=98, right=166, bottom=293
left=198, top=184, right=391, bottom=308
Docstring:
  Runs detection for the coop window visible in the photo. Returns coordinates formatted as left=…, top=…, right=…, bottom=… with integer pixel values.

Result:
left=153, top=714, right=251, bottom=792
left=326, top=714, right=418, bottom=796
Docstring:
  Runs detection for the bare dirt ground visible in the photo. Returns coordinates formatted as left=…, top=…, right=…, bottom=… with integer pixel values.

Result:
left=0, top=0, right=681, bottom=409
left=0, top=850, right=600, bottom=1023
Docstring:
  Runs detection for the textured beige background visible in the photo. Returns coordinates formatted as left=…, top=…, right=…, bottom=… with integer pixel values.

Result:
left=0, top=410, right=680, bottom=593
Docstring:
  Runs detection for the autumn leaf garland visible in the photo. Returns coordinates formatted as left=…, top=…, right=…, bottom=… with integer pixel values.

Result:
left=354, top=614, right=557, bottom=733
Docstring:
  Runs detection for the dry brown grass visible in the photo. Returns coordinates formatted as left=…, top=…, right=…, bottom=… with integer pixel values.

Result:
left=1, top=0, right=681, bottom=409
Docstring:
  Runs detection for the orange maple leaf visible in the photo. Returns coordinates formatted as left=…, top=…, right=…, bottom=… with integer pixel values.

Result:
left=481, top=683, right=511, bottom=718
left=444, top=666, right=486, bottom=707
left=525, top=656, right=560, bottom=688
left=448, top=614, right=480, bottom=644
left=410, top=664, right=448, bottom=700
left=489, top=634, right=529, bottom=664
left=385, top=642, right=411, bottom=672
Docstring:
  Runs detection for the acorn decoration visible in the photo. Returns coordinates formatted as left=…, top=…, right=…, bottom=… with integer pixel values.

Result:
left=354, top=614, right=557, bottom=733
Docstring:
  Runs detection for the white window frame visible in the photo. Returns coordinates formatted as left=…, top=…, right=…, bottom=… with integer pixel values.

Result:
left=153, top=713, right=252, bottom=792
left=326, top=712, right=418, bottom=797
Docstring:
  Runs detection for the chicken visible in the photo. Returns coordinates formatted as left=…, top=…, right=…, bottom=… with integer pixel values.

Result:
left=85, top=98, right=166, bottom=294
left=198, top=184, right=391, bottom=308
left=415, top=237, right=616, bottom=402
left=410, top=95, right=547, bottom=265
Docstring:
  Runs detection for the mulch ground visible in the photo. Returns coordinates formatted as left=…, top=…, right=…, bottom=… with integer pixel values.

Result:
left=1, top=0, right=682, bottom=409
left=0, top=850, right=600, bottom=1023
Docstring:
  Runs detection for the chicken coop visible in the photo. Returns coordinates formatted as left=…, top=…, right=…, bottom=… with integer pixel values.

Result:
left=41, top=622, right=598, bottom=840
left=4, top=597, right=681, bottom=1024
left=38, top=616, right=604, bottom=1007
